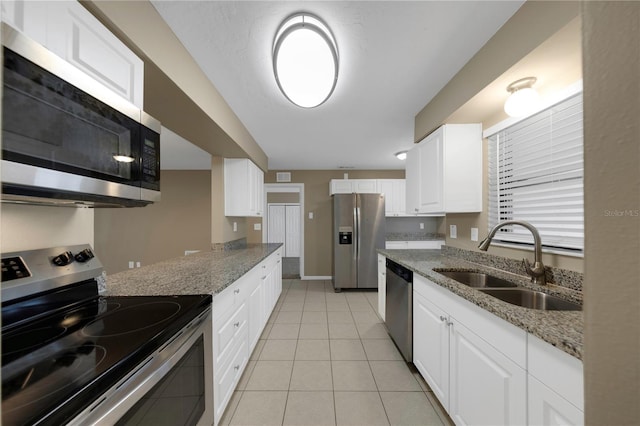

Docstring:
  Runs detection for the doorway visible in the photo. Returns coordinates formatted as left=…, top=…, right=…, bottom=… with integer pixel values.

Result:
left=263, top=183, right=304, bottom=279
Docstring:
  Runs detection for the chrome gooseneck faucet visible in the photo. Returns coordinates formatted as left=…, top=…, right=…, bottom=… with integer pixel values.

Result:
left=478, top=220, right=547, bottom=286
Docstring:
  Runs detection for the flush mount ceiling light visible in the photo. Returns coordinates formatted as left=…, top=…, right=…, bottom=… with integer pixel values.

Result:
left=394, top=151, right=408, bottom=160
left=504, top=77, right=540, bottom=118
left=273, top=13, right=338, bottom=108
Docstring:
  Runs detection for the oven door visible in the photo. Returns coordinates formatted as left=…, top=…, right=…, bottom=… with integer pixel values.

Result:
left=68, top=307, right=213, bottom=426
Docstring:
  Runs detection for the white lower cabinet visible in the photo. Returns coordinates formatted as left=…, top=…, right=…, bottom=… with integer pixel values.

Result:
left=212, top=248, right=282, bottom=424
left=413, top=291, right=449, bottom=404
left=413, top=275, right=527, bottom=425
left=527, top=334, right=584, bottom=425
left=413, top=273, right=584, bottom=426
left=449, top=320, right=526, bottom=425
left=528, top=376, right=584, bottom=426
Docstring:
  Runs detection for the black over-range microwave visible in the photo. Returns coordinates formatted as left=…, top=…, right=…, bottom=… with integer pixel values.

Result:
left=1, top=23, right=160, bottom=207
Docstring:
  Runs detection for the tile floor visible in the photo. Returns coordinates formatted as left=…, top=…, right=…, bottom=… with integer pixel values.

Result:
left=219, top=279, right=454, bottom=426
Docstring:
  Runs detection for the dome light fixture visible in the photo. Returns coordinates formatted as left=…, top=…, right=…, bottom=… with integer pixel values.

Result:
left=394, top=151, right=408, bottom=160
left=273, top=13, right=338, bottom=108
left=504, top=77, right=540, bottom=118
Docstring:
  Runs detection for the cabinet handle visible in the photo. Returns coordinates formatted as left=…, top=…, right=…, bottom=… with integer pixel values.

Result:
left=439, top=315, right=447, bottom=322
left=262, top=276, right=267, bottom=279
left=234, top=321, right=240, bottom=327
left=234, top=365, right=240, bottom=371
left=414, top=208, right=419, bottom=212
left=234, top=289, right=240, bottom=294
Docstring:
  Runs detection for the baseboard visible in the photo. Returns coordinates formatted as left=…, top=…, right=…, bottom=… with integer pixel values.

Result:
left=301, top=276, right=332, bottom=280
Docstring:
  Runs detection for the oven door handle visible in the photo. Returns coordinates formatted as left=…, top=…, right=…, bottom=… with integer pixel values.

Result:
left=67, top=307, right=212, bottom=426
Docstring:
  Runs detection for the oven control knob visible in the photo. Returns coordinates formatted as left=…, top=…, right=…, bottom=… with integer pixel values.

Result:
left=75, top=249, right=95, bottom=263
left=52, top=251, right=74, bottom=266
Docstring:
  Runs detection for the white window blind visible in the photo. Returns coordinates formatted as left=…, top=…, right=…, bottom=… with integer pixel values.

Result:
left=487, top=92, right=584, bottom=252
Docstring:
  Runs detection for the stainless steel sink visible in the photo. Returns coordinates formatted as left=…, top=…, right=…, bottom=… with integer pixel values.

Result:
left=435, top=270, right=518, bottom=288
left=477, top=288, right=582, bottom=311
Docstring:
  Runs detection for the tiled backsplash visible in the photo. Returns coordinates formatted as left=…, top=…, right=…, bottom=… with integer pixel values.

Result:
left=441, top=245, right=583, bottom=292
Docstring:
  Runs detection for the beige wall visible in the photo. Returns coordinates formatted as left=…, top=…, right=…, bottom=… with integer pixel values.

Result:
left=94, top=170, right=212, bottom=274
left=415, top=1, right=580, bottom=140
left=1, top=205, right=94, bottom=253
left=415, top=1, right=583, bottom=273
left=582, top=2, right=640, bottom=423
left=260, top=170, right=405, bottom=277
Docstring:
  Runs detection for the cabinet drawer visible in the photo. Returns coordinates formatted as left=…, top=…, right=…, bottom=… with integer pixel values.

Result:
left=215, top=302, right=248, bottom=366
left=214, top=331, right=248, bottom=422
left=213, top=270, right=256, bottom=319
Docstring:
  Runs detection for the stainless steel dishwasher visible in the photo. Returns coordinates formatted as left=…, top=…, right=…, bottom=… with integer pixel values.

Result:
left=385, top=258, right=413, bottom=362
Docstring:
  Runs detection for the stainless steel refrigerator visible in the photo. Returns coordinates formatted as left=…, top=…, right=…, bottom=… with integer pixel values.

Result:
left=332, top=193, right=386, bottom=291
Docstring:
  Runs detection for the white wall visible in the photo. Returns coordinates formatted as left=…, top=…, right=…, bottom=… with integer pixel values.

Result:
left=1, top=204, right=94, bottom=253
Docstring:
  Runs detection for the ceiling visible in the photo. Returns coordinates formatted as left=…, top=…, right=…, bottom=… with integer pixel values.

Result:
left=152, top=1, right=524, bottom=171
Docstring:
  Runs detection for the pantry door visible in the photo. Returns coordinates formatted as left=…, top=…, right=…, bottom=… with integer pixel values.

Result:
left=267, top=204, right=300, bottom=257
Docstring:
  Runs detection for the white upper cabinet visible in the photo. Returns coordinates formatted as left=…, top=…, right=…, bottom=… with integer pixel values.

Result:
left=2, top=0, right=144, bottom=108
left=329, top=179, right=378, bottom=195
left=224, top=158, right=264, bottom=217
left=376, top=179, right=407, bottom=216
left=406, top=124, right=482, bottom=214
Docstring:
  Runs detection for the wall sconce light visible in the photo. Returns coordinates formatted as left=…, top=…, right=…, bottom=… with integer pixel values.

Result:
left=504, top=77, right=540, bottom=118
left=394, top=151, right=408, bottom=160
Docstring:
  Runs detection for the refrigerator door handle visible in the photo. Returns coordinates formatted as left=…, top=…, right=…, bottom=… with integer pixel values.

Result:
left=353, top=203, right=359, bottom=268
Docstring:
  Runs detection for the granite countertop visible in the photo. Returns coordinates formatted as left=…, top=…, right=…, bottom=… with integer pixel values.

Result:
left=379, top=249, right=583, bottom=360
left=106, top=243, right=282, bottom=297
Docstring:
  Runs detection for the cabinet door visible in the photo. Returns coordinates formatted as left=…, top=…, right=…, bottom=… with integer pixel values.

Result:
left=418, top=130, right=444, bottom=213
left=248, top=279, right=264, bottom=350
left=225, top=159, right=263, bottom=217
left=353, top=179, right=378, bottom=193
left=413, top=292, right=450, bottom=408
left=405, top=149, right=420, bottom=214
left=45, top=1, right=144, bottom=107
left=376, top=180, right=396, bottom=216
left=330, top=180, right=353, bottom=194
left=449, top=320, right=527, bottom=426
left=529, top=375, right=584, bottom=426
left=376, top=179, right=406, bottom=216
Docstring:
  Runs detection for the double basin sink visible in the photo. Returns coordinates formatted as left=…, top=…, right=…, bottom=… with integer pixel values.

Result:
left=435, top=270, right=581, bottom=311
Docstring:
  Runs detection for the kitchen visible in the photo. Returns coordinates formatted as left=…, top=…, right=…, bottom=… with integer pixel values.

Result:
left=1, top=0, right=638, bottom=425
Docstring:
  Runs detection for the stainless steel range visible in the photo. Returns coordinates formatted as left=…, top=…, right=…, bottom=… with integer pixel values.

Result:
left=1, top=244, right=213, bottom=425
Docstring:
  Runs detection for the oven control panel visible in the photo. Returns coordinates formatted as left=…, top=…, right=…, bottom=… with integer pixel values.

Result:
left=1, top=256, right=31, bottom=282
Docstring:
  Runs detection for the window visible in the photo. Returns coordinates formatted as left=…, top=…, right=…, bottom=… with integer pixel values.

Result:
left=487, top=92, right=584, bottom=252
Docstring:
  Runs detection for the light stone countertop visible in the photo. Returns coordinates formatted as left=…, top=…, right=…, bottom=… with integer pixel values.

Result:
left=379, top=249, right=584, bottom=360
left=105, top=243, right=282, bottom=297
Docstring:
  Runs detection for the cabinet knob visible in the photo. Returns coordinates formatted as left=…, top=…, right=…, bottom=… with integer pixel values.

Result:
left=234, top=365, right=240, bottom=371
left=440, top=315, right=447, bottom=322
left=262, top=275, right=267, bottom=279
left=234, top=321, right=240, bottom=327
left=234, top=289, right=240, bottom=294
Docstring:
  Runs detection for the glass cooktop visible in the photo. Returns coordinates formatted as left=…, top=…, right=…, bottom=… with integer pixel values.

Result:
left=1, top=294, right=211, bottom=425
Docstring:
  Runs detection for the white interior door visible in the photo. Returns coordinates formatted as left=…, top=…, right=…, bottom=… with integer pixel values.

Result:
left=285, top=205, right=300, bottom=257
left=268, top=205, right=286, bottom=249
